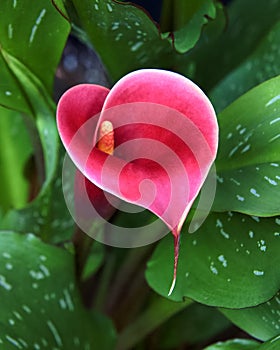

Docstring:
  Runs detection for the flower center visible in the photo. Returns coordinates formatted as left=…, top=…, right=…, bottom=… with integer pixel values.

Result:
left=97, top=121, right=114, bottom=155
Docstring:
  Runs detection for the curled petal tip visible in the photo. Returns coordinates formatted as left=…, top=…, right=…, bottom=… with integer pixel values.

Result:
left=167, top=276, right=176, bottom=296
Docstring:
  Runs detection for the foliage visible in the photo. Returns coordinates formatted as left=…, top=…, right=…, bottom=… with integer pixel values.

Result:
left=0, top=0, right=279, bottom=349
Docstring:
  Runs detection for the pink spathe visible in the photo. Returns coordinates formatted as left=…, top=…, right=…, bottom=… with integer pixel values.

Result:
left=57, top=69, right=219, bottom=295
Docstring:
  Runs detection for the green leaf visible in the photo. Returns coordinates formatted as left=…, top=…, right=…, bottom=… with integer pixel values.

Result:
left=0, top=231, right=116, bottom=349
left=0, top=107, right=33, bottom=212
left=146, top=212, right=280, bottom=307
left=204, top=339, right=260, bottom=350
left=53, top=0, right=172, bottom=81
left=0, top=33, right=74, bottom=242
left=0, top=49, right=30, bottom=114
left=1, top=146, right=75, bottom=244
left=213, top=76, right=280, bottom=216
left=258, top=335, right=280, bottom=350
left=82, top=242, right=105, bottom=281
left=207, top=338, right=280, bottom=350
left=0, top=0, right=70, bottom=95
left=211, top=21, right=280, bottom=112
left=162, top=0, right=220, bottom=53
left=221, top=291, right=280, bottom=342
left=183, top=0, right=280, bottom=91
left=2, top=50, right=58, bottom=177
left=0, top=51, right=74, bottom=242
left=157, top=303, right=231, bottom=349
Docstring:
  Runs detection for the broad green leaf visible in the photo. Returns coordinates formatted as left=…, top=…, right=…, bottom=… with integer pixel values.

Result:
left=0, top=107, right=33, bottom=211
left=0, top=231, right=116, bottom=349
left=213, top=76, right=280, bottom=216
left=1, top=50, right=58, bottom=179
left=146, top=212, right=280, bottom=307
left=0, top=21, right=73, bottom=242
left=0, top=0, right=70, bottom=95
left=1, top=147, right=75, bottom=244
left=0, top=51, right=74, bottom=243
left=221, top=292, right=280, bottom=342
left=204, top=339, right=260, bottom=350
left=0, top=50, right=30, bottom=114
left=258, top=336, right=280, bottom=350
left=53, top=0, right=173, bottom=81
left=182, top=0, right=280, bottom=91
left=161, top=0, right=220, bottom=53
left=157, top=303, right=231, bottom=349
left=0, top=0, right=71, bottom=241
left=211, top=21, right=280, bottom=112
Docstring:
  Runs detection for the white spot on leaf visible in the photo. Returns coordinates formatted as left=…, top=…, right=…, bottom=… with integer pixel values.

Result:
left=0, top=275, right=12, bottom=291
left=29, top=9, right=47, bottom=44
left=253, top=270, right=264, bottom=276
left=47, top=320, right=63, bottom=347
left=264, top=176, right=277, bottom=186
left=130, top=42, right=144, bottom=52
left=5, top=335, right=22, bottom=349
left=250, top=188, right=260, bottom=197
left=236, top=195, right=245, bottom=202
left=106, top=3, right=113, bottom=12
left=270, top=117, right=280, bottom=125
left=218, top=255, right=228, bottom=267
left=8, top=24, right=13, bottom=39
left=241, top=144, right=251, bottom=153
left=266, top=95, right=280, bottom=107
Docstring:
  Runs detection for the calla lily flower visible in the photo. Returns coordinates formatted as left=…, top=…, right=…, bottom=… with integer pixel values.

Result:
left=57, top=69, right=218, bottom=295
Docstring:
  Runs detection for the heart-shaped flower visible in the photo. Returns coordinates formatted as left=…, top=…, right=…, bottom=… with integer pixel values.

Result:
left=57, top=69, right=218, bottom=295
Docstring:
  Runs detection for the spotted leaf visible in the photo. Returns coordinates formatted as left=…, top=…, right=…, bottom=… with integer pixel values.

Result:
left=146, top=212, right=280, bottom=307
left=0, top=0, right=73, bottom=242
left=213, top=76, right=280, bottom=216
left=53, top=0, right=173, bottom=81
left=221, top=291, right=280, bottom=342
left=204, top=339, right=260, bottom=350
left=257, top=335, right=280, bottom=350
left=0, top=55, right=74, bottom=243
left=0, top=231, right=116, bottom=349
left=0, top=0, right=69, bottom=100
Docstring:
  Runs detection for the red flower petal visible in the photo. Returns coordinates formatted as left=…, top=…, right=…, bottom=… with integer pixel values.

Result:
left=57, top=69, right=218, bottom=295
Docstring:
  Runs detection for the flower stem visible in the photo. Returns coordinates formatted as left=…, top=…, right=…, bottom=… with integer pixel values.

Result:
left=168, top=231, right=180, bottom=296
left=116, top=295, right=193, bottom=350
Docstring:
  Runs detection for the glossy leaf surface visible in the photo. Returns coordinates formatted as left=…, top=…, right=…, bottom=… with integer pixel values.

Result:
left=213, top=76, right=280, bottom=216
left=258, top=336, right=280, bottom=350
left=146, top=212, right=280, bottom=307
left=183, top=0, right=280, bottom=91
left=221, top=292, right=280, bottom=341
left=204, top=339, right=260, bottom=350
left=211, top=21, right=280, bottom=112
left=0, top=231, right=116, bottom=349
left=164, top=0, right=220, bottom=53
left=0, top=0, right=72, bottom=243
left=0, top=0, right=69, bottom=96
left=0, top=108, right=33, bottom=212
left=53, top=0, right=172, bottom=81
